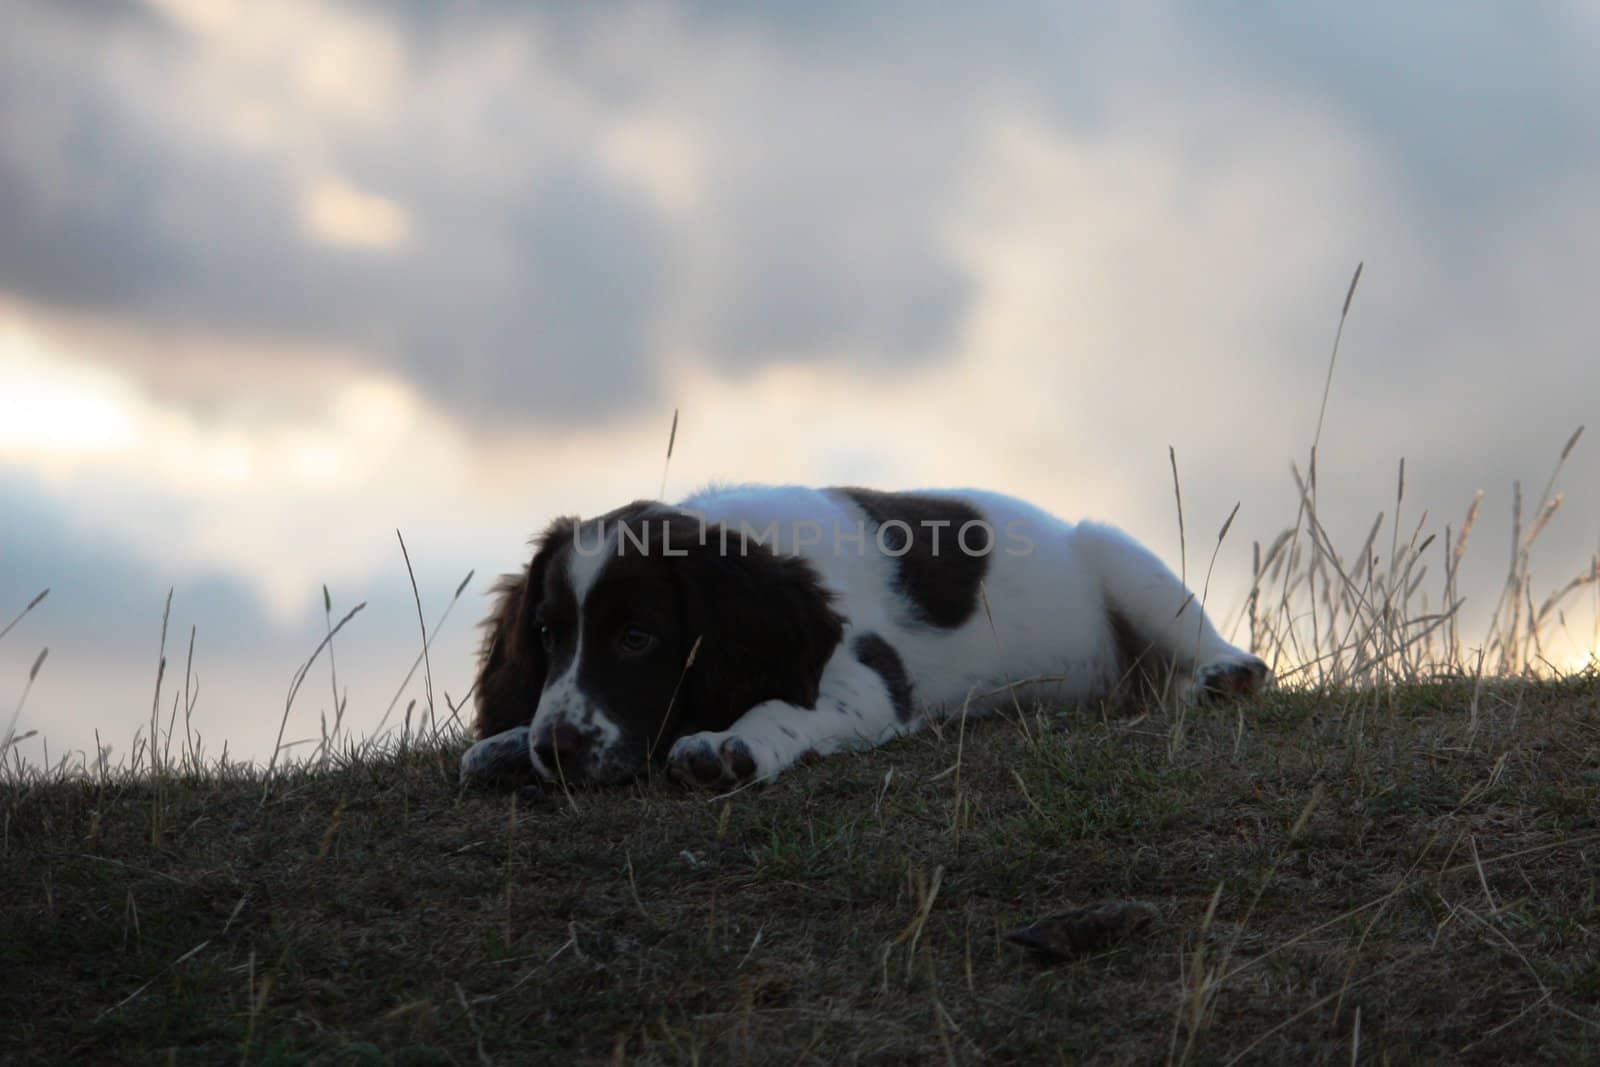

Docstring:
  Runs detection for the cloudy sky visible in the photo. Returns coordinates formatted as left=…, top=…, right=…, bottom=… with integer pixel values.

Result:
left=3, top=0, right=1597, bottom=767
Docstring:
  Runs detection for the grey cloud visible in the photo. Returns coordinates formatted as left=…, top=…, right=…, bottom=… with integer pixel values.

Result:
left=0, top=0, right=983, bottom=425
left=0, top=472, right=267, bottom=651
left=0, top=3, right=673, bottom=423
left=1187, top=3, right=1600, bottom=253
left=3, top=0, right=1599, bottom=436
left=0, top=470, right=493, bottom=656
left=704, top=212, right=968, bottom=367
left=686, top=72, right=976, bottom=369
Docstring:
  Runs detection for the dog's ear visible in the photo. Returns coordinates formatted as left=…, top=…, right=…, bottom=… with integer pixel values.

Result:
left=668, top=515, right=844, bottom=734
left=471, top=519, right=574, bottom=739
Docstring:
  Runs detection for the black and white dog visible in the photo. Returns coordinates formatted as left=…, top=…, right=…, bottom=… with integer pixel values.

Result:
left=460, top=485, right=1268, bottom=790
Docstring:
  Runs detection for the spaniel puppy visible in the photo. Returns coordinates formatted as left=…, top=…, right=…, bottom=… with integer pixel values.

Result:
left=460, top=485, right=1268, bottom=790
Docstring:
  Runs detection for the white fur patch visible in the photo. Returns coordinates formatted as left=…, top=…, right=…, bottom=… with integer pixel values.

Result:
left=459, top=724, right=531, bottom=786
left=662, top=485, right=1268, bottom=787
left=525, top=522, right=624, bottom=780
left=566, top=520, right=615, bottom=604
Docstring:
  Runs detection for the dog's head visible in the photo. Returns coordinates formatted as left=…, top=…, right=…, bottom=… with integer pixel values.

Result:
left=471, top=505, right=843, bottom=784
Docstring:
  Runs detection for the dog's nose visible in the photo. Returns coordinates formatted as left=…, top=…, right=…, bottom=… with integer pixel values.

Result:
left=532, top=721, right=586, bottom=771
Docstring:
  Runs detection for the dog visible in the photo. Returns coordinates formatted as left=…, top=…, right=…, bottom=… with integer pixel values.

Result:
left=459, top=484, right=1268, bottom=790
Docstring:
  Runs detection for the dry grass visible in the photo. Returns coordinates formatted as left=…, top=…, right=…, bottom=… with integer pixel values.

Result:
left=1234, top=426, right=1597, bottom=693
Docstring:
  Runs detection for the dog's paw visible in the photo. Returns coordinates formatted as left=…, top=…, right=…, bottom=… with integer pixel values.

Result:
left=666, top=732, right=763, bottom=790
left=459, top=725, right=534, bottom=789
left=1192, top=654, right=1271, bottom=705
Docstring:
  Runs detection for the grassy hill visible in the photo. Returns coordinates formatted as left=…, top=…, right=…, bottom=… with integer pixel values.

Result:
left=4, top=675, right=1598, bottom=1064
left=6, top=380, right=1597, bottom=1062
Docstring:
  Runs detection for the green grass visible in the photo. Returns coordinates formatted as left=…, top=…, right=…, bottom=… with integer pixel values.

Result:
left=4, top=675, right=1598, bottom=1065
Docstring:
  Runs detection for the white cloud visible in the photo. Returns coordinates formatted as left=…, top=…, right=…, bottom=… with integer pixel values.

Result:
left=0, top=308, right=468, bottom=620
left=0, top=322, right=141, bottom=456
left=301, top=175, right=411, bottom=250
left=142, top=0, right=407, bottom=132
left=598, top=113, right=708, bottom=217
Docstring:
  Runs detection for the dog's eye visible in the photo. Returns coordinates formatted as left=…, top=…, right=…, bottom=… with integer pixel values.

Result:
left=537, top=624, right=555, bottom=652
left=618, top=627, right=658, bottom=656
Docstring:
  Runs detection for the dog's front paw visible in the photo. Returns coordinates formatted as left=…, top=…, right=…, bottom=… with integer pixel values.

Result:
left=667, top=732, right=763, bottom=790
left=1192, top=655, right=1271, bottom=705
left=460, top=725, right=534, bottom=789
